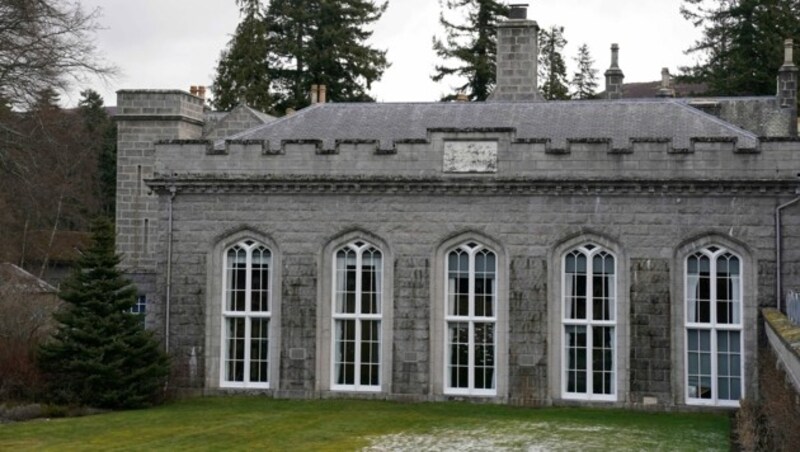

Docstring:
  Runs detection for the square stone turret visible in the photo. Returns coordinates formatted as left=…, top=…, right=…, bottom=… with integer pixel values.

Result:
left=778, top=39, right=798, bottom=136
left=488, top=4, right=544, bottom=102
left=115, top=90, right=205, bottom=282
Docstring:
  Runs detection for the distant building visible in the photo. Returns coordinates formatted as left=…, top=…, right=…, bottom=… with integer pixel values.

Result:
left=115, top=5, right=799, bottom=409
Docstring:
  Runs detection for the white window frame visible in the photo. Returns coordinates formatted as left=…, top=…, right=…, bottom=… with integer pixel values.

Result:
left=444, top=242, right=497, bottom=396
left=684, top=245, right=744, bottom=407
left=330, top=240, right=383, bottom=392
left=561, top=244, right=617, bottom=402
left=220, top=239, right=272, bottom=389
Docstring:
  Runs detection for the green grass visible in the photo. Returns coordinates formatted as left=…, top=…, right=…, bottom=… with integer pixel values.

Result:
left=0, top=397, right=730, bottom=451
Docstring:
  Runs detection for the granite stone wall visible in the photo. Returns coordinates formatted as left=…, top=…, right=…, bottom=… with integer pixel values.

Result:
left=148, top=189, right=790, bottom=407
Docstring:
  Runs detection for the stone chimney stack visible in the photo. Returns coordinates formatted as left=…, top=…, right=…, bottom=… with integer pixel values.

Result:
left=656, top=68, right=675, bottom=98
left=778, top=38, right=797, bottom=135
left=488, top=3, right=543, bottom=102
left=309, top=84, right=327, bottom=104
left=604, top=44, right=625, bottom=100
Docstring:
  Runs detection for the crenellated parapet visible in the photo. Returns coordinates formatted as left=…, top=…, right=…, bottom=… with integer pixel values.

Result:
left=150, top=132, right=799, bottom=183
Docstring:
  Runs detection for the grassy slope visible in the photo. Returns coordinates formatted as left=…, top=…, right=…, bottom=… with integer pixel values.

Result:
left=0, top=397, right=730, bottom=451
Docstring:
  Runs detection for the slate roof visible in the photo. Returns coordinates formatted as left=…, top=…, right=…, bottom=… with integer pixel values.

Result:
left=223, top=98, right=759, bottom=152
left=0, top=263, right=56, bottom=293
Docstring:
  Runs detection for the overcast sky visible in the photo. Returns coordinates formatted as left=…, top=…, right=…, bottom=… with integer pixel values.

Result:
left=69, top=0, right=702, bottom=107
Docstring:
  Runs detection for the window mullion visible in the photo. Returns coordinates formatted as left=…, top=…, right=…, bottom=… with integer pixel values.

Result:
left=243, top=249, right=253, bottom=384
left=354, top=318, right=362, bottom=389
left=711, top=327, right=718, bottom=403
left=355, top=249, right=363, bottom=316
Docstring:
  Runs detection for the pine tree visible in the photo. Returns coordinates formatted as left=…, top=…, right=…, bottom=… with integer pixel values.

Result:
left=431, top=0, right=509, bottom=101
left=680, top=0, right=800, bottom=97
left=38, top=217, right=169, bottom=408
left=267, top=0, right=389, bottom=113
left=571, top=44, right=598, bottom=100
left=211, top=0, right=275, bottom=113
left=538, top=26, right=570, bottom=100
left=79, top=90, right=117, bottom=218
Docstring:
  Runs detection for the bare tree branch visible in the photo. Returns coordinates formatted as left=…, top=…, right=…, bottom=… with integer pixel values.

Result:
left=0, top=0, right=117, bottom=108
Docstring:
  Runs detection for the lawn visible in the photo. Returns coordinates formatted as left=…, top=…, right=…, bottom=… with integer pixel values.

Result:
left=0, top=397, right=730, bottom=451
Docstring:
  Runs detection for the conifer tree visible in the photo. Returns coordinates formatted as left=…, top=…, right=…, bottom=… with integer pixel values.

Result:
left=211, top=0, right=275, bottom=113
left=571, top=44, right=598, bottom=100
left=38, top=217, right=169, bottom=408
left=267, top=0, right=389, bottom=113
left=79, top=90, right=116, bottom=218
left=431, top=0, right=509, bottom=101
left=680, top=0, right=800, bottom=97
left=538, top=26, right=570, bottom=100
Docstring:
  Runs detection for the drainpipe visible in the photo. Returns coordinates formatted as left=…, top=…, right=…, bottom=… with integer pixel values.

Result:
left=776, top=192, right=800, bottom=312
left=165, top=184, right=176, bottom=354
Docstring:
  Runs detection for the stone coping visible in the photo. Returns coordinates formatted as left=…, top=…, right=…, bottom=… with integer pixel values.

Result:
left=763, top=308, right=800, bottom=359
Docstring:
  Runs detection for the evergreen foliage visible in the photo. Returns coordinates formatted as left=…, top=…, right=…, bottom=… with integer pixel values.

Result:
left=38, top=218, right=169, bottom=409
left=211, top=0, right=275, bottom=113
left=212, top=0, right=389, bottom=115
left=538, top=26, right=570, bottom=100
left=79, top=90, right=117, bottom=218
left=267, top=0, right=389, bottom=113
left=571, top=44, right=598, bottom=99
left=680, top=0, right=800, bottom=97
left=431, top=0, right=509, bottom=101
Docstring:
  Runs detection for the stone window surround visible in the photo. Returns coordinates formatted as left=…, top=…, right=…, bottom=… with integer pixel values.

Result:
left=331, top=240, right=384, bottom=392
left=205, top=228, right=283, bottom=391
left=548, top=232, right=630, bottom=404
left=672, top=234, right=755, bottom=408
left=430, top=231, right=509, bottom=400
left=561, top=244, right=619, bottom=402
left=316, top=229, right=394, bottom=394
left=444, top=242, right=498, bottom=396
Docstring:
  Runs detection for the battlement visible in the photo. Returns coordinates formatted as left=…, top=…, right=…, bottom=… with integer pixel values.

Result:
left=149, top=133, right=799, bottom=182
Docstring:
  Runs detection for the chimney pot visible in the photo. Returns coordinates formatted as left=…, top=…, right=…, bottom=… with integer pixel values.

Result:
left=604, top=44, right=625, bottom=100
left=657, top=68, right=675, bottom=98
left=310, top=84, right=319, bottom=104
left=319, top=84, right=327, bottom=103
left=198, top=86, right=206, bottom=99
left=610, top=44, right=620, bottom=68
left=455, top=92, right=469, bottom=102
left=508, top=3, right=528, bottom=20
left=190, top=85, right=198, bottom=96
left=778, top=38, right=798, bottom=136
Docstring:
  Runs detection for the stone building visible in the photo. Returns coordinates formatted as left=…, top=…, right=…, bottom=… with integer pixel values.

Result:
left=115, top=5, right=800, bottom=409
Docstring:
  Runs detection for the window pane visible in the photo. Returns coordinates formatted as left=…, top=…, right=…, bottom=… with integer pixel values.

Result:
left=335, top=319, right=356, bottom=385
left=448, top=250, right=470, bottom=317
left=687, top=329, right=712, bottom=399
left=251, top=247, right=270, bottom=312
left=227, top=247, right=247, bottom=312
left=360, top=320, right=380, bottom=386
left=361, top=249, right=382, bottom=315
left=225, top=317, right=245, bottom=382
left=474, top=250, right=495, bottom=318
left=249, top=318, right=269, bottom=383
left=448, top=322, right=470, bottom=389
left=474, top=322, right=495, bottom=390
left=566, top=325, right=587, bottom=393
left=592, top=326, right=614, bottom=395
left=565, top=251, right=587, bottom=320
left=717, top=331, right=742, bottom=401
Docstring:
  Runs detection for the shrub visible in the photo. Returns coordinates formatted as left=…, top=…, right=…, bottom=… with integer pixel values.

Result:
left=737, top=347, right=800, bottom=451
left=0, top=281, right=60, bottom=401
